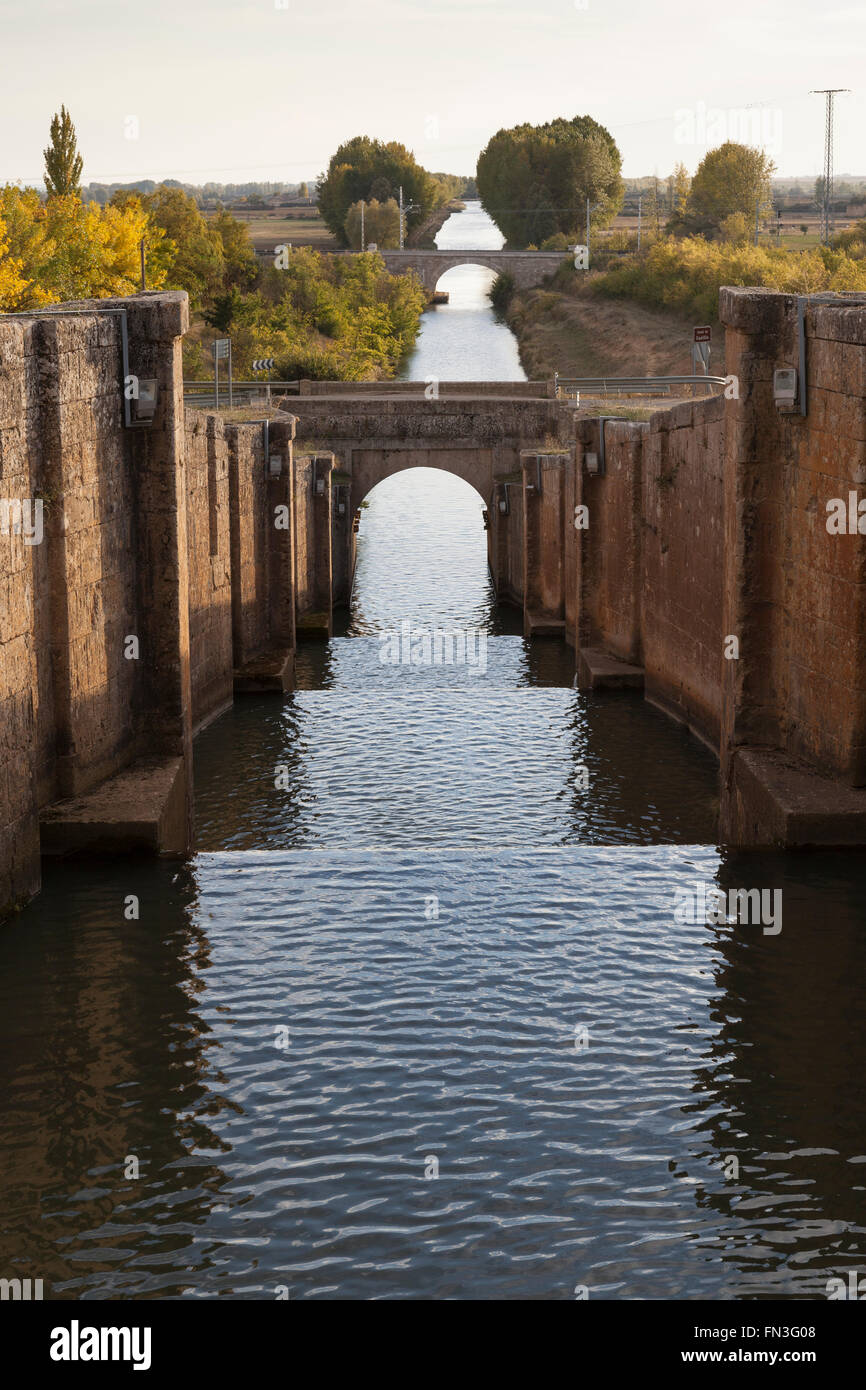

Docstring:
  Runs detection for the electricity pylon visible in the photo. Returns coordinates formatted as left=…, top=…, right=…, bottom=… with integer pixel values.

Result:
left=811, top=89, right=850, bottom=244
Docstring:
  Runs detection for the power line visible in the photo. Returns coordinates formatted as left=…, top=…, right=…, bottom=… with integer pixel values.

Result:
left=3, top=88, right=852, bottom=189
left=4, top=159, right=330, bottom=184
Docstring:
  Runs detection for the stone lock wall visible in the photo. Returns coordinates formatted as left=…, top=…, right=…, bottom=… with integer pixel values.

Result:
left=575, top=418, right=644, bottom=669
left=1, top=316, right=45, bottom=916
left=574, top=289, right=866, bottom=844
left=718, top=289, right=866, bottom=843
left=641, top=395, right=725, bottom=748
left=293, top=454, right=335, bottom=635
left=185, top=413, right=234, bottom=732
left=0, top=293, right=303, bottom=920
left=487, top=477, right=524, bottom=609
left=226, top=420, right=270, bottom=671
left=574, top=398, right=725, bottom=750
left=1, top=293, right=194, bottom=914
left=521, top=451, right=571, bottom=638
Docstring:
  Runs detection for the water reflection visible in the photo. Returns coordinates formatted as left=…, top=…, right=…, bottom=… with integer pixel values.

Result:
left=0, top=859, right=234, bottom=1298
left=687, top=850, right=866, bottom=1299
left=347, top=470, right=494, bottom=635
left=5, top=844, right=866, bottom=1298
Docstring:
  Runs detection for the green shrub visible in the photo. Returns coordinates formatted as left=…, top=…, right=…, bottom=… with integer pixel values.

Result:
left=489, top=271, right=516, bottom=311
left=594, top=235, right=866, bottom=320
left=208, top=251, right=426, bottom=380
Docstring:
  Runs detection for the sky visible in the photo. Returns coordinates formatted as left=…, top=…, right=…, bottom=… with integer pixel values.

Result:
left=0, top=0, right=864, bottom=186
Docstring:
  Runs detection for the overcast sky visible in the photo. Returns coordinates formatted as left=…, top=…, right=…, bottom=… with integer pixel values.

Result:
left=1, top=0, right=863, bottom=186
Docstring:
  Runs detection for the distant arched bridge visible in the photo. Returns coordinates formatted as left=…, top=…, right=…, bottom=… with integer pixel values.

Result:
left=371, top=249, right=568, bottom=292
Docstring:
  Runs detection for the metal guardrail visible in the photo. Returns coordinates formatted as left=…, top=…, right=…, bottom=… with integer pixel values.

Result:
left=183, top=380, right=300, bottom=408
left=183, top=374, right=729, bottom=410
left=554, top=373, right=728, bottom=399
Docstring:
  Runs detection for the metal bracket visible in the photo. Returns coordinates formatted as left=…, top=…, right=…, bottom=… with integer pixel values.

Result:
left=597, top=416, right=618, bottom=475
left=247, top=418, right=273, bottom=473
left=796, top=293, right=844, bottom=418
left=797, top=296, right=807, bottom=417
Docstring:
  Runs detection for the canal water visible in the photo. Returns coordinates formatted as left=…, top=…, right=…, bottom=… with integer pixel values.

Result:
left=399, top=199, right=525, bottom=382
left=2, top=205, right=866, bottom=1301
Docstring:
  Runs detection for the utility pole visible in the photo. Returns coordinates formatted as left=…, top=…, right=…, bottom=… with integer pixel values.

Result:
left=755, top=199, right=760, bottom=246
left=360, top=199, right=365, bottom=252
left=811, top=88, right=850, bottom=245
left=637, top=194, right=642, bottom=250
left=586, top=198, right=601, bottom=262
left=399, top=185, right=404, bottom=249
left=140, top=237, right=146, bottom=291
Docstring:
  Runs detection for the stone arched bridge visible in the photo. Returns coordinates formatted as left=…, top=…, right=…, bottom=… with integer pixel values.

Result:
left=283, top=381, right=568, bottom=513
left=373, top=249, right=568, bottom=292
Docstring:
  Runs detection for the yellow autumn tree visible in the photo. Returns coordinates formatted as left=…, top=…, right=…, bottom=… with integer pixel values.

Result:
left=0, top=210, right=27, bottom=308
left=0, top=187, right=50, bottom=307
left=0, top=184, right=169, bottom=309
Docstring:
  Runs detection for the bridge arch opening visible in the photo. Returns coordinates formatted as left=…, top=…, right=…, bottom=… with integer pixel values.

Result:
left=350, top=448, right=495, bottom=515
left=359, top=461, right=487, bottom=510
left=432, top=262, right=499, bottom=303
left=349, top=466, right=493, bottom=635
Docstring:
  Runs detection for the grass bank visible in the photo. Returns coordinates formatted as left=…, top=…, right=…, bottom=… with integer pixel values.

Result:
left=502, top=269, right=701, bottom=381
left=407, top=199, right=465, bottom=249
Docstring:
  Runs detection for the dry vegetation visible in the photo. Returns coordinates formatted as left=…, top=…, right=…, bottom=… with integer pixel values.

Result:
left=505, top=275, right=701, bottom=382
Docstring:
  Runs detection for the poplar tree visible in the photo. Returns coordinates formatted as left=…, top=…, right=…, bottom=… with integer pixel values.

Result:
left=43, top=106, right=83, bottom=198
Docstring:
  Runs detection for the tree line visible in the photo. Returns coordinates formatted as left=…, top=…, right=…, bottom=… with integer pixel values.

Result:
left=0, top=108, right=428, bottom=380
left=474, top=114, right=784, bottom=250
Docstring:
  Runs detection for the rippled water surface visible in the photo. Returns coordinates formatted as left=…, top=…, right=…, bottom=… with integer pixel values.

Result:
left=3, top=219, right=866, bottom=1300
left=194, top=472, right=719, bottom=853
left=5, top=846, right=866, bottom=1300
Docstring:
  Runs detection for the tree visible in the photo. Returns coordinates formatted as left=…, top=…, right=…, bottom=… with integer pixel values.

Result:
left=719, top=211, right=750, bottom=245
left=317, top=136, right=439, bottom=246
left=107, top=189, right=175, bottom=286
left=686, top=142, right=775, bottom=232
left=211, top=208, right=259, bottom=288
left=476, top=115, right=624, bottom=248
left=0, top=184, right=167, bottom=307
left=128, top=185, right=225, bottom=307
left=369, top=176, right=392, bottom=203
left=344, top=198, right=401, bottom=250
left=672, top=162, right=691, bottom=215
left=832, top=218, right=866, bottom=258
left=204, top=285, right=249, bottom=333
left=44, top=105, right=83, bottom=198
left=0, top=209, right=26, bottom=309
left=0, top=186, right=49, bottom=302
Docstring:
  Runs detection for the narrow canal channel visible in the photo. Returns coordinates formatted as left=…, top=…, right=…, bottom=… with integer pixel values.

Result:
left=2, top=204, right=866, bottom=1301
left=398, top=199, right=525, bottom=382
